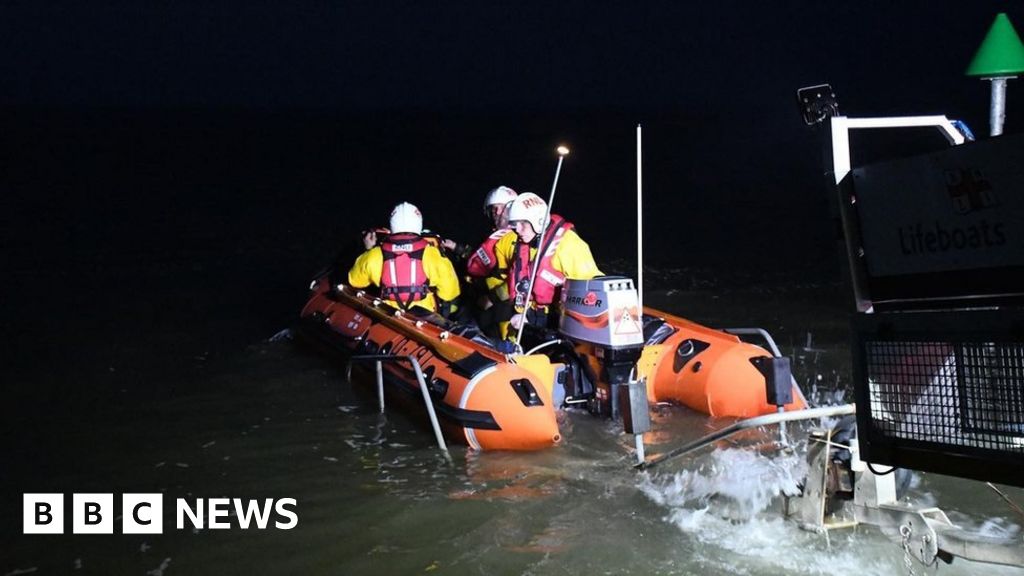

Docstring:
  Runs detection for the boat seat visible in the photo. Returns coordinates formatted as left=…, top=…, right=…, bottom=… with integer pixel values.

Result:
left=643, top=316, right=677, bottom=346
left=448, top=322, right=500, bottom=349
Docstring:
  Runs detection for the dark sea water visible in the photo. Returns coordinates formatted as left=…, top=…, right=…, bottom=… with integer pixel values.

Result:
left=3, top=110, right=1022, bottom=575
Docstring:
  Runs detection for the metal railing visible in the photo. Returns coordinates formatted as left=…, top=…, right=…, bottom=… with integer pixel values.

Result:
left=637, top=404, right=856, bottom=470
left=347, top=354, right=450, bottom=459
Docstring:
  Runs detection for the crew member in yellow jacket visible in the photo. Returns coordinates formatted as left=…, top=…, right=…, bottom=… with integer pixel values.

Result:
left=494, top=192, right=602, bottom=343
left=348, top=202, right=461, bottom=317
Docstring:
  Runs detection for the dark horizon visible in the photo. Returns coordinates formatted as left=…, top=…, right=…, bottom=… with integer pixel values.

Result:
left=5, top=2, right=1023, bottom=360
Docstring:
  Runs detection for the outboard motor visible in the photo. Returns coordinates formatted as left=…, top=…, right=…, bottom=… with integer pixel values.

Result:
left=559, top=276, right=645, bottom=418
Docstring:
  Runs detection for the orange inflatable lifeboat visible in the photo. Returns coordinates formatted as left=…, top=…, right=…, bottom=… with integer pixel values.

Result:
left=639, top=311, right=806, bottom=416
left=298, top=274, right=806, bottom=451
left=299, top=278, right=563, bottom=451
left=556, top=276, right=806, bottom=419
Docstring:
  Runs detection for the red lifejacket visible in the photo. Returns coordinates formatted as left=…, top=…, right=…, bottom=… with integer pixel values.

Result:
left=508, top=215, right=573, bottom=307
left=379, top=233, right=431, bottom=310
left=466, top=228, right=514, bottom=277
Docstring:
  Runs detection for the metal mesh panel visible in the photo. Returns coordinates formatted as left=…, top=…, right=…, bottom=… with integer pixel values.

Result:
left=865, top=340, right=1024, bottom=454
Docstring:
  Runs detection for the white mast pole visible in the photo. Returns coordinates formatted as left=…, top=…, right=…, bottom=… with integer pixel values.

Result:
left=636, top=124, right=643, bottom=315
left=514, top=145, right=570, bottom=352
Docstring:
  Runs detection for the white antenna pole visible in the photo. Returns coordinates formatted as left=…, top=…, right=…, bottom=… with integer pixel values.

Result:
left=636, top=124, right=643, bottom=315
left=514, top=145, right=570, bottom=351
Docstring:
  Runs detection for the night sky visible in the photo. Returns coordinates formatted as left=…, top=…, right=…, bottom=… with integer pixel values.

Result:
left=3, top=1, right=1022, bottom=304
left=3, top=2, right=1020, bottom=114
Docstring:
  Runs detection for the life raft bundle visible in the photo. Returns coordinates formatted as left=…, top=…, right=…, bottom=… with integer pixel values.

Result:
left=297, top=275, right=806, bottom=451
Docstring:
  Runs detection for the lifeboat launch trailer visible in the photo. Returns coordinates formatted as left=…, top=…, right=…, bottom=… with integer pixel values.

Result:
left=781, top=84, right=1024, bottom=569
left=643, top=91, right=1024, bottom=569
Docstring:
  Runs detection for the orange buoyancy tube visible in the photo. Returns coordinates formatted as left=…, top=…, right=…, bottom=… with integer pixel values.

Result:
left=637, top=309, right=807, bottom=417
left=300, top=280, right=561, bottom=450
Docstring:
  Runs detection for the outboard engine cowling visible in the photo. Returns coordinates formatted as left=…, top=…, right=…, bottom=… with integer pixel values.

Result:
left=559, top=276, right=645, bottom=417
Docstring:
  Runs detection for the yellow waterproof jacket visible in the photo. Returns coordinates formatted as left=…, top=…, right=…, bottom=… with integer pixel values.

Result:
left=493, top=227, right=603, bottom=303
left=348, top=245, right=461, bottom=312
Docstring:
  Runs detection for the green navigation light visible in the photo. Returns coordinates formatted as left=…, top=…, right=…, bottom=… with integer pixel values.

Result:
left=967, top=13, right=1024, bottom=77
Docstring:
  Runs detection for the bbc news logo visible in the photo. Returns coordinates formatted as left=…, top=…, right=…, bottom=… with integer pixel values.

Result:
left=24, top=494, right=298, bottom=534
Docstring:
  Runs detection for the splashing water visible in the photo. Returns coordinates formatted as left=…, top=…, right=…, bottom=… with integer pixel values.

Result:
left=638, top=448, right=908, bottom=575
left=640, top=448, right=807, bottom=522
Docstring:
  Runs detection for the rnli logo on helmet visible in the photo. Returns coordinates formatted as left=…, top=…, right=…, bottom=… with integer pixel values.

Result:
left=521, top=197, right=544, bottom=209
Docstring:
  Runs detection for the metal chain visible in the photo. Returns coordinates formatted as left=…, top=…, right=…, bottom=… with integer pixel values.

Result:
left=900, top=525, right=917, bottom=576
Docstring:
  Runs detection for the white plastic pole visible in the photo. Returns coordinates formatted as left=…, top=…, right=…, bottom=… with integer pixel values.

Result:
left=514, top=146, right=569, bottom=351
left=636, top=124, right=643, bottom=315
left=633, top=126, right=647, bottom=467
left=376, top=360, right=385, bottom=413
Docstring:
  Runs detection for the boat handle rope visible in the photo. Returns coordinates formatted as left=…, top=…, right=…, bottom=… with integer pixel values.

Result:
left=349, top=354, right=452, bottom=462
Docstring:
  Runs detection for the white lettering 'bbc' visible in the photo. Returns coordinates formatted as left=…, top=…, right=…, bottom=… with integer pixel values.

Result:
left=73, top=493, right=113, bottom=534
left=23, top=493, right=63, bottom=534
left=122, top=494, right=163, bottom=534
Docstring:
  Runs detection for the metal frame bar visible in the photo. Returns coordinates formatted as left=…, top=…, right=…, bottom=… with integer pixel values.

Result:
left=348, top=354, right=450, bottom=457
left=828, top=115, right=965, bottom=312
left=830, top=115, right=965, bottom=185
left=636, top=404, right=856, bottom=469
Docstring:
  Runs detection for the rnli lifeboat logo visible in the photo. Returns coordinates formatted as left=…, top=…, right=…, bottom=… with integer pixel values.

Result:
left=946, top=168, right=996, bottom=214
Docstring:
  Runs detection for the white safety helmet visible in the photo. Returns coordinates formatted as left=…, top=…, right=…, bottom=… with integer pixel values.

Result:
left=389, top=201, right=423, bottom=235
left=507, top=192, right=548, bottom=234
left=482, top=185, right=518, bottom=212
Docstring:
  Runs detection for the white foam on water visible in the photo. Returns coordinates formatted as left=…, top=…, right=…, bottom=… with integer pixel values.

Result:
left=268, top=328, right=292, bottom=342
left=945, top=510, right=1022, bottom=540
left=642, top=448, right=806, bottom=521
left=145, top=558, right=171, bottom=576
left=639, top=448, right=901, bottom=575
